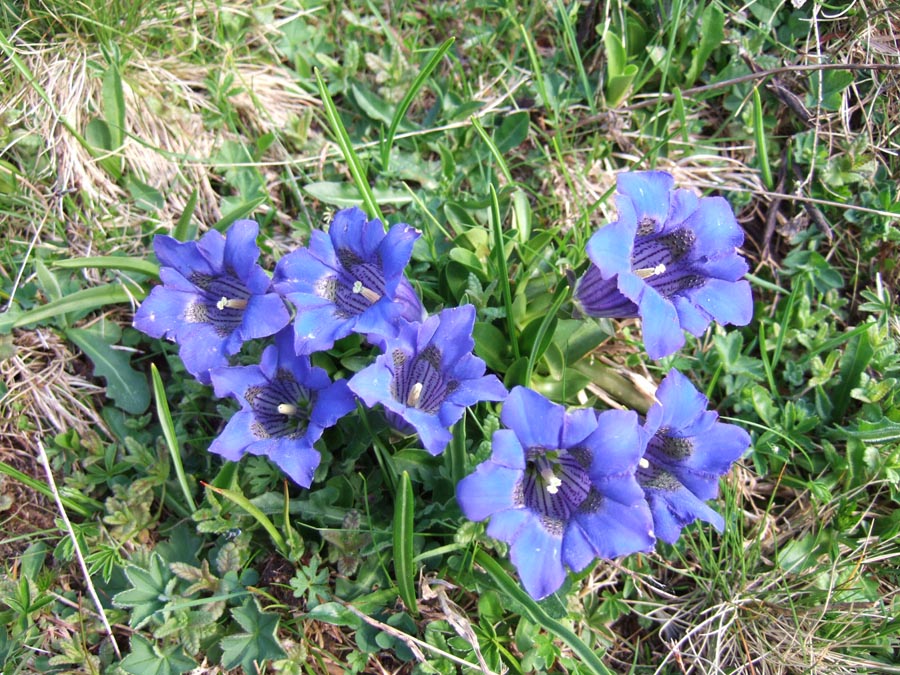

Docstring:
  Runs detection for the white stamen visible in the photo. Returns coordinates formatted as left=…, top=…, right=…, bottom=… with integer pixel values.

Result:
left=634, top=263, right=667, bottom=279
left=639, top=457, right=650, bottom=469
left=216, top=296, right=248, bottom=310
left=406, top=382, right=423, bottom=408
left=648, top=529, right=655, bottom=539
left=277, top=403, right=297, bottom=415
left=352, top=280, right=382, bottom=303
left=541, top=465, right=563, bottom=494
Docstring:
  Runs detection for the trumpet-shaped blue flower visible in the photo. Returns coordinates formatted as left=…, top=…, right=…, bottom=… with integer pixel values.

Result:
left=638, top=369, right=750, bottom=543
left=348, top=305, right=507, bottom=455
left=273, top=207, right=421, bottom=354
left=575, top=171, right=753, bottom=359
left=457, top=387, right=654, bottom=600
left=208, top=329, right=356, bottom=488
left=133, top=220, right=290, bottom=384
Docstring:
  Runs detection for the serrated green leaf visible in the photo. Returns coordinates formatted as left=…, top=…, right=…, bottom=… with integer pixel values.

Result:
left=113, top=553, right=174, bottom=629
left=66, top=326, right=150, bottom=414
left=220, top=599, right=285, bottom=672
left=120, top=635, right=196, bottom=675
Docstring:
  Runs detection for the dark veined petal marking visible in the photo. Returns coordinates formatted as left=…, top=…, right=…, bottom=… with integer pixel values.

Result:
left=522, top=449, right=593, bottom=522
left=188, top=270, right=251, bottom=337
left=390, top=344, right=457, bottom=414
left=246, top=370, right=314, bottom=440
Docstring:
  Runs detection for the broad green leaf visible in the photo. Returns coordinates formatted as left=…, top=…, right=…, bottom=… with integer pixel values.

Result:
left=393, top=471, right=417, bottom=614
left=685, top=3, right=724, bottom=86
left=303, top=181, right=413, bottom=207
left=66, top=326, right=150, bottom=414
left=495, top=111, right=530, bottom=153
left=120, top=635, right=196, bottom=675
left=306, top=601, right=363, bottom=628
left=125, top=175, right=165, bottom=211
left=831, top=330, right=874, bottom=423
left=603, top=31, right=627, bottom=78
left=837, top=416, right=900, bottom=445
left=219, top=599, right=286, bottom=672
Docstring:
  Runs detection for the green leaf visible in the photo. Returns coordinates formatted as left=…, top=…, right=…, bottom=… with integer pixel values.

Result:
left=685, top=3, right=724, bottom=86
left=212, top=196, right=266, bottom=232
left=66, top=325, right=150, bottom=414
left=837, top=416, right=900, bottom=445
left=393, top=471, right=417, bottom=614
left=173, top=188, right=199, bottom=242
left=831, top=330, right=874, bottom=423
left=52, top=256, right=159, bottom=277
left=120, top=635, right=196, bottom=675
left=151, top=364, right=197, bottom=512
left=306, top=601, right=363, bottom=629
left=220, top=599, right=286, bottom=672
left=101, top=58, right=125, bottom=150
left=494, top=111, right=530, bottom=153
left=303, top=181, right=413, bottom=207
left=1, top=283, right=145, bottom=332
left=125, top=175, right=165, bottom=212
left=113, top=553, right=174, bottom=629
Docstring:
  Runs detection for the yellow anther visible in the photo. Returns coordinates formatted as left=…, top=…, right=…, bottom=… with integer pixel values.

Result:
left=633, top=263, right=667, bottom=279
left=216, top=297, right=248, bottom=310
left=277, top=403, right=297, bottom=415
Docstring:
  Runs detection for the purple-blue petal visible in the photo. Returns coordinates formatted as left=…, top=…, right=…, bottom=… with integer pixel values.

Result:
left=253, top=438, right=322, bottom=489
left=617, top=171, right=673, bottom=230
left=687, top=278, right=753, bottom=327
left=653, top=369, right=709, bottom=432
left=133, top=286, right=195, bottom=340
left=240, top=293, right=291, bottom=341
left=177, top=323, right=231, bottom=384
left=564, top=500, right=655, bottom=570
left=456, top=463, right=522, bottom=522
left=153, top=236, right=212, bottom=279
left=403, top=407, right=454, bottom=455
left=347, top=358, right=393, bottom=409
left=643, top=482, right=724, bottom=543
left=500, top=387, right=565, bottom=450
left=208, top=411, right=260, bottom=461
left=209, top=364, right=267, bottom=403
left=222, top=220, right=261, bottom=281
left=559, top=407, right=599, bottom=449
left=489, top=429, right=526, bottom=470
left=377, top=223, right=419, bottom=295
left=617, top=273, right=683, bottom=359
left=508, top=517, right=566, bottom=600
left=585, top=215, right=636, bottom=278
left=682, top=196, right=744, bottom=255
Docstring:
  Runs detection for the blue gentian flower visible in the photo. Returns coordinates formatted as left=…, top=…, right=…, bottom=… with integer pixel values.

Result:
left=457, top=387, right=655, bottom=600
left=575, top=171, right=753, bottom=359
left=208, top=329, right=356, bottom=488
left=133, top=220, right=290, bottom=384
left=273, top=207, right=421, bottom=354
left=347, top=305, right=507, bottom=455
left=637, top=369, right=750, bottom=543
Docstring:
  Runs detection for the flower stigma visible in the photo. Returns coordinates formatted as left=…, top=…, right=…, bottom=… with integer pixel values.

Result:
left=633, top=263, right=667, bottom=279
left=406, top=381, right=424, bottom=408
left=277, top=403, right=298, bottom=415
left=351, top=280, right=382, bottom=304
left=216, top=296, right=248, bottom=310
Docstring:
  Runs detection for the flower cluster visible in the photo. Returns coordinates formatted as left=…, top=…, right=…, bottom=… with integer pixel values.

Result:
left=134, top=171, right=752, bottom=601
left=135, top=207, right=505, bottom=485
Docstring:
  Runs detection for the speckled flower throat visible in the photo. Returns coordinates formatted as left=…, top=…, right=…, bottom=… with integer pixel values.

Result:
left=187, top=271, right=251, bottom=336
left=520, top=448, right=594, bottom=525
left=390, top=345, right=458, bottom=413
left=246, top=370, right=313, bottom=439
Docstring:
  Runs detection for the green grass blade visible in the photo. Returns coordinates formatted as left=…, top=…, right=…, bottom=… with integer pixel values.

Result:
left=393, top=471, right=417, bottom=614
left=212, top=196, right=266, bottom=232
left=470, top=117, right=514, bottom=185
left=150, top=364, right=197, bottom=513
left=752, top=86, right=774, bottom=190
left=381, top=38, right=455, bottom=171
left=523, top=282, right=570, bottom=388
left=489, top=185, right=520, bottom=360
left=52, top=256, right=159, bottom=278
left=0, top=460, right=100, bottom=517
left=4, top=284, right=146, bottom=331
left=314, top=69, right=384, bottom=223
left=174, top=188, right=199, bottom=241
left=474, top=549, right=614, bottom=675
left=554, top=0, right=596, bottom=113
left=204, top=483, right=289, bottom=559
